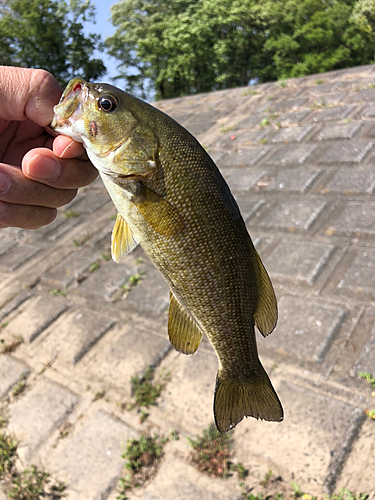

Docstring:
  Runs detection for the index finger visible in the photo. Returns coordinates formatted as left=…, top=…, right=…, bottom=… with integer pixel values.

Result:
left=0, top=66, right=62, bottom=126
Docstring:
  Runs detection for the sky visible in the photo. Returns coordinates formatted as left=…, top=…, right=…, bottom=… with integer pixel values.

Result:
left=83, top=0, right=120, bottom=82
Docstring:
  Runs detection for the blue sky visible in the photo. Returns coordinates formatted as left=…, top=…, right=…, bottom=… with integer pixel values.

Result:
left=84, top=0, right=119, bottom=82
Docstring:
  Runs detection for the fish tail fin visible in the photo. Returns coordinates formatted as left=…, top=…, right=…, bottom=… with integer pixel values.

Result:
left=213, top=365, right=283, bottom=433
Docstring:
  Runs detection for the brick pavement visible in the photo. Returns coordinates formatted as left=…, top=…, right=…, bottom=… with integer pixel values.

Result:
left=1, top=64, right=375, bottom=499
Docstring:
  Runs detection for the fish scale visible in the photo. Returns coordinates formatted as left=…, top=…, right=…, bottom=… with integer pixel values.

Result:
left=51, top=78, right=283, bottom=432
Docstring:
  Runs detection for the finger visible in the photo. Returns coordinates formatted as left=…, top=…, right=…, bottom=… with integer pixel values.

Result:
left=52, top=135, right=88, bottom=160
left=22, top=148, right=98, bottom=189
left=0, top=67, right=62, bottom=126
left=0, top=163, right=77, bottom=208
left=0, top=201, right=57, bottom=229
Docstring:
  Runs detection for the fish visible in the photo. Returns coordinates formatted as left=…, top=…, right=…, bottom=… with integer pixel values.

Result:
left=50, top=78, right=283, bottom=432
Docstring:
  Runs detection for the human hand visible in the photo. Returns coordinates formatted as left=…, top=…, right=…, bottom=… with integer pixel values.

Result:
left=0, top=66, right=98, bottom=229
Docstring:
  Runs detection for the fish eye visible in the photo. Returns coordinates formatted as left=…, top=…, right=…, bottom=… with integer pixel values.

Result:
left=98, top=95, right=118, bottom=112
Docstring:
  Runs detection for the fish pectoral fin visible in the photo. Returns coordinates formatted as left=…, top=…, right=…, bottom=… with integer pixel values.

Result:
left=253, top=249, right=278, bottom=337
left=168, top=292, right=203, bottom=355
left=134, top=183, right=185, bottom=238
left=111, top=213, right=139, bottom=262
left=213, top=365, right=283, bottom=433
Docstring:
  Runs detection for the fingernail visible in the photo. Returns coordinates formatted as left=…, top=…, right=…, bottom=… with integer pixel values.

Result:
left=0, top=172, right=10, bottom=193
left=0, top=201, right=7, bottom=214
left=28, top=155, right=61, bottom=181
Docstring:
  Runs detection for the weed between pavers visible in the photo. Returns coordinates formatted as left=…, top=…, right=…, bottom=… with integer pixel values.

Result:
left=0, top=335, right=24, bottom=354
left=358, top=371, right=375, bottom=419
left=117, top=433, right=167, bottom=500
left=0, top=420, right=66, bottom=499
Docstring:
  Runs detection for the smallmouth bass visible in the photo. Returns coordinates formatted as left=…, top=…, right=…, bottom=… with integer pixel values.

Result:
left=50, top=79, right=283, bottom=432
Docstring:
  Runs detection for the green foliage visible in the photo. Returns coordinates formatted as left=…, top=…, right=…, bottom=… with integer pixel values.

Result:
left=331, top=488, right=369, bottom=500
left=106, top=0, right=375, bottom=99
left=0, top=0, right=106, bottom=87
left=130, top=366, right=170, bottom=408
left=0, top=431, right=19, bottom=476
left=358, top=371, right=375, bottom=389
left=188, top=423, right=231, bottom=477
left=8, top=465, right=66, bottom=500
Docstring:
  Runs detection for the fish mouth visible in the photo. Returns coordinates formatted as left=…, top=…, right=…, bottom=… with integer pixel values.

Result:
left=50, top=78, right=88, bottom=132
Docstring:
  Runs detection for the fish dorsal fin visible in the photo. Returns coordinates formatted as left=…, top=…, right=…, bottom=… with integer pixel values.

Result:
left=253, top=249, right=278, bottom=337
left=111, top=213, right=139, bottom=262
left=135, top=184, right=185, bottom=238
left=168, top=292, right=203, bottom=355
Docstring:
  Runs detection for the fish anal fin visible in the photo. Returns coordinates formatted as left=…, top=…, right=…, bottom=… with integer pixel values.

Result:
left=135, top=184, right=185, bottom=238
left=253, top=249, right=278, bottom=337
left=168, top=292, right=203, bottom=355
left=111, top=213, right=139, bottom=263
left=213, top=365, right=283, bottom=433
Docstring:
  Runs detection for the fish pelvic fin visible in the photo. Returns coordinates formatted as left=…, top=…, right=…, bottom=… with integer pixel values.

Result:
left=168, top=292, right=203, bottom=354
left=213, top=366, right=283, bottom=433
left=111, top=213, right=139, bottom=262
left=253, top=249, right=278, bottom=337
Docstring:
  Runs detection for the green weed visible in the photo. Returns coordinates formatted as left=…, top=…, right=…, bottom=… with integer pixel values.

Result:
left=259, top=118, right=270, bottom=128
left=331, top=488, right=369, bottom=500
left=315, top=79, right=325, bottom=85
left=63, top=210, right=79, bottom=219
left=8, top=465, right=66, bottom=500
left=93, top=389, right=106, bottom=401
left=358, top=372, right=375, bottom=389
left=49, top=289, right=67, bottom=297
left=101, top=252, right=111, bottom=261
left=188, top=423, right=231, bottom=477
left=260, top=469, right=273, bottom=487
left=12, top=373, right=27, bottom=398
left=277, top=80, right=287, bottom=88
left=219, top=124, right=235, bottom=134
left=131, top=366, right=170, bottom=410
left=0, top=431, right=18, bottom=475
left=89, top=261, right=100, bottom=273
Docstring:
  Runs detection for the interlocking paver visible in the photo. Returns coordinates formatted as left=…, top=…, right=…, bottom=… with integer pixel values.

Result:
left=141, top=456, right=239, bottom=500
left=2, top=65, right=375, bottom=499
left=5, top=295, right=68, bottom=342
left=9, top=378, right=79, bottom=461
left=48, top=411, right=134, bottom=500
left=0, top=356, right=30, bottom=399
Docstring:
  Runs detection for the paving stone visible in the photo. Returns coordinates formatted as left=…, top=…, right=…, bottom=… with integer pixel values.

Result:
left=270, top=124, right=316, bottom=143
left=259, top=169, right=322, bottom=193
left=360, top=103, right=375, bottom=117
left=263, top=296, right=347, bottom=362
left=209, top=131, right=245, bottom=150
left=186, top=110, right=224, bottom=123
left=80, top=316, right=170, bottom=392
left=67, top=190, right=110, bottom=213
left=309, top=93, right=346, bottom=107
left=236, top=129, right=270, bottom=146
left=0, top=290, right=32, bottom=320
left=0, top=236, right=17, bottom=257
left=258, top=200, right=327, bottom=232
left=126, top=266, right=170, bottom=315
left=236, top=199, right=265, bottom=222
left=218, top=146, right=270, bottom=167
left=337, top=420, right=375, bottom=498
left=207, top=149, right=228, bottom=165
left=5, top=296, right=68, bottom=342
left=318, top=140, right=373, bottom=164
left=29, top=217, right=80, bottom=243
left=316, top=122, right=363, bottom=141
left=321, top=169, right=375, bottom=194
left=237, top=114, right=269, bottom=128
left=233, top=380, right=365, bottom=495
left=42, top=248, right=98, bottom=288
left=48, top=411, right=133, bottom=500
left=278, top=110, right=312, bottom=125
left=264, top=144, right=317, bottom=166
left=38, top=308, right=115, bottom=364
left=307, top=82, right=342, bottom=96
left=77, top=258, right=138, bottom=302
left=348, top=88, right=375, bottom=102
left=9, top=378, right=79, bottom=461
left=354, top=322, right=375, bottom=374
left=337, top=248, right=375, bottom=296
left=0, top=356, right=30, bottom=399
left=141, top=456, right=239, bottom=500
left=186, top=121, right=217, bottom=135
left=326, top=202, right=375, bottom=236
left=222, top=168, right=265, bottom=193
left=157, top=345, right=217, bottom=434
left=264, top=241, right=336, bottom=285
left=312, top=105, right=356, bottom=122
left=0, top=244, right=41, bottom=272
left=269, top=98, right=307, bottom=112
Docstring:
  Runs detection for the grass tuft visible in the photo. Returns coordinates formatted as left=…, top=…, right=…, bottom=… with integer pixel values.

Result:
left=188, top=424, right=231, bottom=477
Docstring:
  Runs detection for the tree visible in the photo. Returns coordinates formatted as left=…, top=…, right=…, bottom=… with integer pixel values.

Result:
left=0, top=0, right=106, bottom=87
left=106, top=0, right=375, bottom=100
